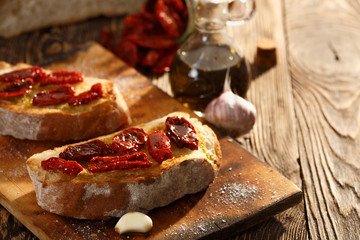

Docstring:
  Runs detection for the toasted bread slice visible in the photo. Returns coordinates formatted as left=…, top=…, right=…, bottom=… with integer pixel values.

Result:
left=26, top=112, right=222, bottom=219
left=0, top=0, right=146, bottom=38
left=0, top=61, right=131, bottom=141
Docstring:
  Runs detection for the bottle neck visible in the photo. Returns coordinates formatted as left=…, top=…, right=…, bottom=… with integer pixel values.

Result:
left=195, top=21, right=226, bottom=33
left=195, top=0, right=228, bottom=32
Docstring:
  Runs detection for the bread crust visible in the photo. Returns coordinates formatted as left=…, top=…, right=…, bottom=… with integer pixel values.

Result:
left=0, top=0, right=147, bottom=38
left=26, top=112, right=222, bottom=219
left=0, top=62, right=131, bottom=141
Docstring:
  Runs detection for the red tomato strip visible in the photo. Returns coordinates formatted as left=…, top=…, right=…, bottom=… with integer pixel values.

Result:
left=40, top=70, right=83, bottom=86
left=115, top=40, right=139, bottom=67
left=112, top=128, right=148, bottom=155
left=0, top=66, right=46, bottom=83
left=148, top=130, right=173, bottom=163
left=155, top=0, right=181, bottom=38
left=68, top=83, right=103, bottom=106
left=0, top=78, right=33, bottom=99
left=32, top=84, right=75, bottom=107
left=141, top=50, right=165, bottom=67
left=126, top=34, right=178, bottom=49
left=41, top=157, right=83, bottom=177
left=88, top=152, right=152, bottom=173
left=60, top=140, right=111, bottom=161
left=99, top=29, right=116, bottom=52
left=151, top=47, right=177, bottom=74
left=165, top=116, right=199, bottom=150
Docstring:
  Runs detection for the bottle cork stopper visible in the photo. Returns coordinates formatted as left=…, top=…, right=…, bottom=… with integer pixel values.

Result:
left=254, top=38, right=277, bottom=68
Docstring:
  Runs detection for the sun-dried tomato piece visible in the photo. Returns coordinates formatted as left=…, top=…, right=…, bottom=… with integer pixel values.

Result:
left=165, top=116, right=199, bottom=150
left=151, top=47, right=177, bottom=74
left=155, top=0, right=181, bottom=38
left=59, top=140, right=111, bottom=161
left=147, top=130, right=173, bottom=163
left=112, top=128, right=147, bottom=154
left=88, top=152, right=152, bottom=173
left=68, top=83, right=103, bottom=106
left=99, top=29, right=116, bottom=53
left=41, top=157, right=83, bottom=176
left=140, top=0, right=157, bottom=20
left=167, top=3, right=185, bottom=35
left=0, top=66, right=46, bottom=83
left=166, top=0, right=186, bottom=12
left=141, top=49, right=165, bottom=67
left=0, top=78, right=33, bottom=99
left=126, top=34, right=177, bottom=49
left=32, top=84, right=75, bottom=106
left=40, top=70, right=83, bottom=86
left=115, top=39, right=139, bottom=67
left=124, top=14, right=155, bottom=29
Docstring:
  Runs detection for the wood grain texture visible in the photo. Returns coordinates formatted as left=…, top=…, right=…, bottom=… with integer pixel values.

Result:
left=284, top=0, right=360, bottom=239
left=221, top=0, right=309, bottom=238
left=212, top=0, right=309, bottom=239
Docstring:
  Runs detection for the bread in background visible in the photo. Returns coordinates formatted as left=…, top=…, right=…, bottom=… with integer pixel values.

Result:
left=0, top=0, right=146, bottom=38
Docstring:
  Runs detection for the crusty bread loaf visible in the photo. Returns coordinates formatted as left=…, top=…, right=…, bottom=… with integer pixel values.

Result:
left=26, top=112, right=222, bottom=219
left=0, top=0, right=146, bottom=38
left=0, top=61, right=131, bottom=141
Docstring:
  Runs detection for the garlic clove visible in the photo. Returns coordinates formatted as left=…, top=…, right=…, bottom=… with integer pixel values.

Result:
left=205, top=91, right=256, bottom=137
left=115, top=211, right=153, bottom=235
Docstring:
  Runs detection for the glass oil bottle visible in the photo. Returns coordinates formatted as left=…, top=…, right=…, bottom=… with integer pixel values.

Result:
left=169, top=0, right=252, bottom=113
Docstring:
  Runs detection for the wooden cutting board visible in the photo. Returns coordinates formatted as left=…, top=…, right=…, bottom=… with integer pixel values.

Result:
left=0, top=43, right=302, bottom=240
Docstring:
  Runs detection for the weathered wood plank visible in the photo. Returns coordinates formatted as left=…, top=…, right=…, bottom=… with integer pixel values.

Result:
left=284, top=0, right=360, bottom=239
left=0, top=206, right=37, bottom=240
left=232, top=0, right=300, bottom=186
left=226, top=0, right=308, bottom=239
left=154, top=0, right=308, bottom=239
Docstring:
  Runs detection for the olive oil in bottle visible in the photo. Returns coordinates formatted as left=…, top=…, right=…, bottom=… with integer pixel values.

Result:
left=170, top=44, right=250, bottom=112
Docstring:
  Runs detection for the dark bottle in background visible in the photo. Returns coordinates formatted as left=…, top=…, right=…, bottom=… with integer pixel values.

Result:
left=170, top=0, right=252, bottom=113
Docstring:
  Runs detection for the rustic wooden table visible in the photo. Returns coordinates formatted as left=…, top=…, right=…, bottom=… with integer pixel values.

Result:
left=0, top=0, right=359, bottom=239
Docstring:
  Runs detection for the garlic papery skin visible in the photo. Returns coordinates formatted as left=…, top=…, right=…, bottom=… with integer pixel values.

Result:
left=204, top=91, right=257, bottom=137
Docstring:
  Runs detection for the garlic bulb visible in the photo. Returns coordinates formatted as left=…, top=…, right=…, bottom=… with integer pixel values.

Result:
left=204, top=69, right=256, bottom=137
